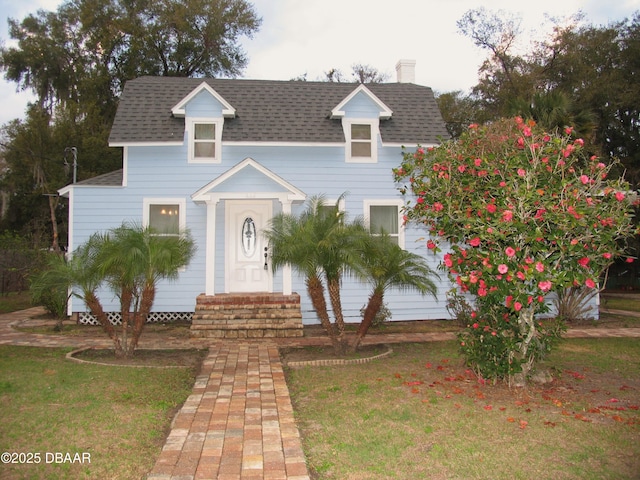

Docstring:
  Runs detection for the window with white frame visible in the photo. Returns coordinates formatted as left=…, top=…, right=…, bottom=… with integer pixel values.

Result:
left=344, top=119, right=378, bottom=163
left=365, top=200, right=404, bottom=247
left=188, top=119, right=222, bottom=163
left=143, top=198, right=186, bottom=235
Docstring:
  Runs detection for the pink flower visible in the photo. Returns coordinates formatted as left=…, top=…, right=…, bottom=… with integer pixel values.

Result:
left=563, top=144, right=575, bottom=158
left=487, top=204, right=497, bottom=213
left=626, top=258, right=635, bottom=263
left=474, top=158, right=482, bottom=167
left=505, top=247, right=516, bottom=258
left=505, top=296, right=513, bottom=307
left=502, top=210, right=513, bottom=222
left=517, top=271, right=526, bottom=281
left=443, top=253, right=453, bottom=268
left=427, top=240, right=437, bottom=250
left=517, top=137, right=525, bottom=149
left=433, top=202, right=444, bottom=211
left=615, top=191, right=625, bottom=202
left=578, top=257, right=590, bottom=267
left=565, top=126, right=574, bottom=135
left=417, top=197, right=424, bottom=204
left=523, top=126, right=532, bottom=137
left=574, top=138, right=584, bottom=146
left=517, top=168, right=526, bottom=177
left=472, top=323, right=479, bottom=329
left=498, top=264, right=508, bottom=274
left=585, top=278, right=596, bottom=289
left=458, top=165, right=466, bottom=173
left=469, top=237, right=481, bottom=247
left=603, top=253, right=612, bottom=259
left=538, top=280, right=552, bottom=292
left=514, top=302, right=523, bottom=312
left=535, top=262, right=544, bottom=273
left=580, top=175, right=590, bottom=185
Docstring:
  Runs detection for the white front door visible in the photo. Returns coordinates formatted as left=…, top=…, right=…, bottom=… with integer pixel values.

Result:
left=226, top=200, right=272, bottom=293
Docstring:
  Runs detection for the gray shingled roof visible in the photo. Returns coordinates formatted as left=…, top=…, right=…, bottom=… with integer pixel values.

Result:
left=109, top=77, right=449, bottom=145
left=75, top=169, right=123, bottom=186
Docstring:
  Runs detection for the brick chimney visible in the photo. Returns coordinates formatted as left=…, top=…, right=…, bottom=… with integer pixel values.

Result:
left=395, top=59, right=416, bottom=83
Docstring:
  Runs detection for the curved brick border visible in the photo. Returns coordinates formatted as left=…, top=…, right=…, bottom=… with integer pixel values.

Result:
left=284, top=344, right=393, bottom=368
left=65, top=346, right=192, bottom=368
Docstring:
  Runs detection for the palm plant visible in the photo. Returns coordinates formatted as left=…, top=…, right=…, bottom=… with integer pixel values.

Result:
left=68, top=235, right=124, bottom=353
left=95, top=223, right=196, bottom=355
left=35, top=223, right=195, bottom=357
left=350, top=233, right=439, bottom=352
left=265, top=196, right=358, bottom=355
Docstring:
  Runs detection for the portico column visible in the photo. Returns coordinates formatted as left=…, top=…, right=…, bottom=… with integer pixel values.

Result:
left=281, top=199, right=293, bottom=295
left=205, top=198, right=219, bottom=295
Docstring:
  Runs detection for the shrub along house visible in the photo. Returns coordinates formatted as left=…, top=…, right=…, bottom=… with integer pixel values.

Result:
left=59, top=60, right=452, bottom=338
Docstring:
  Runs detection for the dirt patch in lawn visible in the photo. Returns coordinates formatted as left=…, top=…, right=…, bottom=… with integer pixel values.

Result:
left=72, top=347, right=207, bottom=368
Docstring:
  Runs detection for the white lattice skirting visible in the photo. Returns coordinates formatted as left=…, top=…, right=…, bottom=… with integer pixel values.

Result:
left=78, top=312, right=193, bottom=325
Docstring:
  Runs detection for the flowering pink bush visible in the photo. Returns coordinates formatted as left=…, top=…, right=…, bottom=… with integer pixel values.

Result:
left=394, top=117, right=637, bottom=383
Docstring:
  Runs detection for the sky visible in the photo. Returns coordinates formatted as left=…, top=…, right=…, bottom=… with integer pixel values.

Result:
left=0, top=0, right=639, bottom=126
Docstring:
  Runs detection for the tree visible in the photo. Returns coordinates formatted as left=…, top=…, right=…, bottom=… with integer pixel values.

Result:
left=320, top=64, right=389, bottom=83
left=350, top=233, right=438, bottom=352
left=265, top=196, right=440, bottom=354
left=395, top=117, right=636, bottom=384
left=435, top=90, right=484, bottom=139
left=264, top=196, right=354, bottom=354
left=42, top=223, right=195, bottom=356
left=0, top=106, right=68, bottom=251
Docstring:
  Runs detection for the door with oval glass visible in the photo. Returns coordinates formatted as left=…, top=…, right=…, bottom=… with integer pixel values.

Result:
left=226, top=200, right=272, bottom=292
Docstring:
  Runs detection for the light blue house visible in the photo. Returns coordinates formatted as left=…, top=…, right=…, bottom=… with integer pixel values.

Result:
left=59, top=60, right=453, bottom=337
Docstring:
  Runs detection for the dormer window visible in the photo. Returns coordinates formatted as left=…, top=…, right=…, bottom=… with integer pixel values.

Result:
left=351, top=124, right=372, bottom=157
left=344, top=119, right=378, bottom=163
left=188, top=118, right=222, bottom=163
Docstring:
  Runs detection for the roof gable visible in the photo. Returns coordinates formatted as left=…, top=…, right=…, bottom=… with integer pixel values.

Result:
left=192, top=158, right=306, bottom=203
left=171, top=81, right=236, bottom=118
left=330, top=84, right=393, bottom=120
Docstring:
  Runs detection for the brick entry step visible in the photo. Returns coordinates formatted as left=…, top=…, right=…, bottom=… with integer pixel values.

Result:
left=191, top=293, right=304, bottom=339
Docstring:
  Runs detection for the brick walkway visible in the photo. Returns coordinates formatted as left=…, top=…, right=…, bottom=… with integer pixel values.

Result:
left=146, top=343, right=309, bottom=480
left=2, top=306, right=640, bottom=479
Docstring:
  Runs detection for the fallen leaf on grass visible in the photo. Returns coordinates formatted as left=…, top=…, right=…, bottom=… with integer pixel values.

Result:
left=544, top=421, right=556, bottom=427
left=507, top=417, right=516, bottom=423
left=483, top=405, right=493, bottom=411
left=519, top=420, right=528, bottom=429
left=574, top=414, right=591, bottom=422
left=404, top=381, right=424, bottom=387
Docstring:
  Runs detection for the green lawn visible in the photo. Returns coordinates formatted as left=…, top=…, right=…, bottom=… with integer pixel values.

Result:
left=287, top=339, right=640, bottom=480
left=0, top=346, right=200, bottom=479
left=0, top=291, right=32, bottom=314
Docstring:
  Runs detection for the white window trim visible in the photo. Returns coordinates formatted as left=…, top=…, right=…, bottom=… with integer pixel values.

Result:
left=187, top=118, right=223, bottom=164
left=363, top=199, right=405, bottom=248
left=342, top=118, right=379, bottom=163
left=143, top=198, right=187, bottom=234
